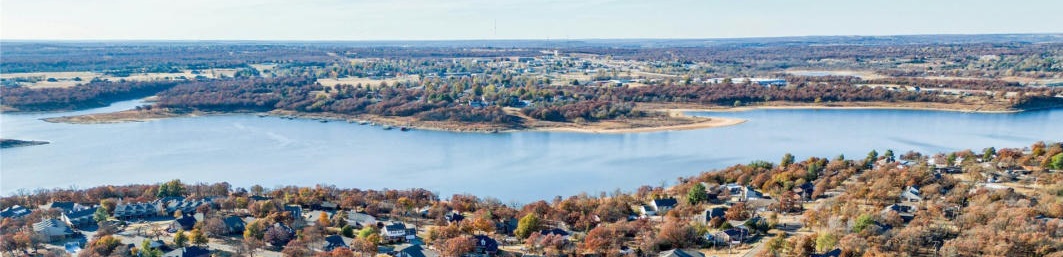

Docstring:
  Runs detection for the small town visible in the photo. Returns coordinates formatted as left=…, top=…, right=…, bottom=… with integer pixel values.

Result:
left=3, top=141, right=1061, bottom=257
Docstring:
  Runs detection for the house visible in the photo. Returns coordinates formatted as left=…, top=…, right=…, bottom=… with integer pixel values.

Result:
left=494, top=218, right=518, bottom=236
left=382, top=223, right=409, bottom=241
left=444, top=212, right=465, bottom=224
left=658, top=249, right=704, bottom=257
left=284, top=205, right=304, bottom=218
left=652, top=198, right=678, bottom=214
left=316, top=201, right=339, bottom=211
left=266, top=223, right=296, bottom=246
left=323, top=235, right=348, bottom=251
left=795, top=183, right=815, bottom=200
left=394, top=244, right=440, bottom=257
left=62, top=206, right=98, bottom=228
left=170, top=214, right=198, bottom=231
left=347, top=212, right=378, bottom=228
left=881, top=204, right=916, bottom=222
left=33, top=219, right=75, bottom=242
left=162, top=246, right=211, bottom=257
left=223, top=216, right=246, bottom=235
left=900, top=186, right=922, bottom=202
left=538, top=228, right=570, bottom=239
left=472, top=235, right=499, bottom=255
left=722, top=184, right=764, bottom=202
left=642, top=198, right=678, bottom=216
left=713, top=228, right=748, bottom=246
left=702, top=206, right=728, bottom=224
left=42, top=201, right=80, bottom=213
left=249, top=195, right=272, bottom=201
left=1, top=205, right=31, bottom=219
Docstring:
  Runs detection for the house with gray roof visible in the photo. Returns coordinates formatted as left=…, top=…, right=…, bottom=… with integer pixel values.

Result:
left=33, top=219, right=75, bottom=242
left=0, top=205, right=31, bottom=219
left=62, top=206, right=98, bottom=229
left=658, top=249, right=704, bottom=257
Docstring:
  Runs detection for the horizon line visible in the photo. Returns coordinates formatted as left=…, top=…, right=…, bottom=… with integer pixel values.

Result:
left=3, top=32, right=1061, bottom=43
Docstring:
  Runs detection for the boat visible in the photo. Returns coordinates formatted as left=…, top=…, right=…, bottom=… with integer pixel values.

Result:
left=257, top=114, right=267, bottom=118
left=400, top=127, right=411, bottom=131
left=383, top=125, right=393, bottom=130
left=359, top=121, right=369, bottom=125
left=319, top=119, right=328, bottom=123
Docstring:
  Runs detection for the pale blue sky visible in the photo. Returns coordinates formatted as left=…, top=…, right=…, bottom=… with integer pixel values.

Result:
left=2, top=0, right=1061, bottom=40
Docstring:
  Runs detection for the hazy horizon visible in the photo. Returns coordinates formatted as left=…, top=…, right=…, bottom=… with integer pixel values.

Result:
left=3, top=0, right=1062, bottom=41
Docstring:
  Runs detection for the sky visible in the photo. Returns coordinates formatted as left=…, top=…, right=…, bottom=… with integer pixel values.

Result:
left=2, top=0, right=1061, bottom=40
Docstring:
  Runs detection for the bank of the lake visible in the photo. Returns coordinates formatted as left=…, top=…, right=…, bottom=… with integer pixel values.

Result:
left=2, top=99, right=1061, bottom=202
left=40, top=106, right=749, bottom=133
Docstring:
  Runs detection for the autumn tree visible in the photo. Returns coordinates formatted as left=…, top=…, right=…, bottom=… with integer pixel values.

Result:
left=725, top=202, right=750, bottom=221
left=440, top=236, right=475, bottom=257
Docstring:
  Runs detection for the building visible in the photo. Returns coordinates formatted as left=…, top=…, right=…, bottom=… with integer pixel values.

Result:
left=170, top=214, right=197, bottom=231
left=347, top=212, right=378, bottom=228
left=223, top=216, right=246, bottom=235
left=323, top=235, right=348, bottom=251
left=722, top=184, right=765, bottom=202
left=881, top=204, right=916, bottom=223
left=444, top=212, right=465, bottom=224
left=0, top=205, right=31, bottom=219
left=652, top=198, right=678, bottom=214
left=900, top=186, right=922, bottom=202
left=114, top=202, right=163, bottom=220
left=702, top=206, right=728, bottom=224
left=658, top=249, right=704, bottom=257
left=643, top=198, right=678, bottom=216
left=382, top=223, right=409, bottom=242
left=162, top=246, right=211, bottom=257
left=62, top=206, right=98, bottom=228
left=795, top=183, right=815, bottom=200
left=716, top=228, right=749, bottom=246
left=472, top=235, right=499, bottom=255
left=284, top=205, right=304, bottom=218
left=162, top=198, right=211, bottom=216
left=33, top=219, right=75, bottom=242
left=394, top=244, right=440, bottom=257
left=538, top=228, right=570, bottom=239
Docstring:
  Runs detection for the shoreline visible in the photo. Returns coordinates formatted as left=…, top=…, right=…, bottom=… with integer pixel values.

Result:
left=40, top=108, right=749, bottom=134
left=37, top=100, right=1047, bottom=133
left=641, top=101, right=1026, bottom=114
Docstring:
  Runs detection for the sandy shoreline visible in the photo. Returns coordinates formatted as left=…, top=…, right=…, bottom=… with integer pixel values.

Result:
left=40, top=108, right=750, bottom=134
left=678, top=105, right=1020, bottom=114
left=534, top=116, right=746, bottom=133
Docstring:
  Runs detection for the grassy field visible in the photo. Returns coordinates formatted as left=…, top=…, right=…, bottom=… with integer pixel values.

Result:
left=1, top=69, right=239, bottom=88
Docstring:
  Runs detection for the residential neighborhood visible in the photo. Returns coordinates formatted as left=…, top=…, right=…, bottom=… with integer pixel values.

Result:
left=1, top=141, right=1062, bottom=257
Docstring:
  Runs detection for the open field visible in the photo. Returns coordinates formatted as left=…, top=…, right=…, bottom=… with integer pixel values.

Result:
left=1, top=69, right=239, bottom=88
left=316, top=75, right=421, bottom=88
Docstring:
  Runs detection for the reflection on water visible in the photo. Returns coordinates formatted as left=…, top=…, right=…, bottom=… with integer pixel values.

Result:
left=2, top=100, right=1060, bottom=202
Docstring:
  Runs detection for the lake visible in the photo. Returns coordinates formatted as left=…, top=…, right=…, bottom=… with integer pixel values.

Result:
left=2, top=100, right=1060, bottom=202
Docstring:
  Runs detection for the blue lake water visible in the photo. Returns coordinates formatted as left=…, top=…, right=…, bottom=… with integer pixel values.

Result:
left=2, top=100, right=1060, bottom=202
